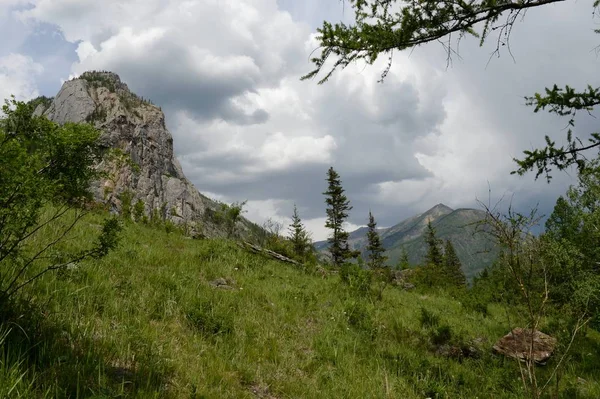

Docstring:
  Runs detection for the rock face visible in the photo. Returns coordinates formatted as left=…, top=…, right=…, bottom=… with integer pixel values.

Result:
left=34, top=71, right=249, bottom=237
left=493, top=328, right=557, bottom=365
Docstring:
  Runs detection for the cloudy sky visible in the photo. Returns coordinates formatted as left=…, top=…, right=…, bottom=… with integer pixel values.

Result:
left=1, top=0, right=599, bottom=240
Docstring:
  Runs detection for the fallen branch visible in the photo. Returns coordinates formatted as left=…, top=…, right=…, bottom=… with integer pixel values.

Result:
left=239, top=241, right=301, bottom=266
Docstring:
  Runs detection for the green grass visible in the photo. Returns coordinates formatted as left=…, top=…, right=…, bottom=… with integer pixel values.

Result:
left=1, top=210, right=600, bottom=398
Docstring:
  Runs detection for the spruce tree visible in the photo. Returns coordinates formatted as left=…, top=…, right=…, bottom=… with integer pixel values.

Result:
left=323, top=167, right=354, bottom=268
left=424, top=220, right=444, bottom=267
left=443, top=239, right=466, bottom=287
left=366, top=211, right=387, bottom=269
left=288, top=204, right=311, bottom=260
left=367, top=211, right=390, bottom=299
left=397, top=247, right=410, bottom=270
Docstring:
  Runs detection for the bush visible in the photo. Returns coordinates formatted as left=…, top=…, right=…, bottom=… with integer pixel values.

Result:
left=431, top=324, right=453, bottom=346
left=186, top=300, right=234, bottom=337
left=419, top=307, right=440, bottom=329
left=341, top=264, right=372, bottom=296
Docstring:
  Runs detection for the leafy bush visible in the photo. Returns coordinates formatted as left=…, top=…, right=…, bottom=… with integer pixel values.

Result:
left=431, top=324, right=453, bottom=346
left=0, top=97, right=121, bottom=299
left=340, top=264, right=372, bottom=296
left=419, top=307, right=440, bottom=329
left=186, top=300, right=234, bottom=337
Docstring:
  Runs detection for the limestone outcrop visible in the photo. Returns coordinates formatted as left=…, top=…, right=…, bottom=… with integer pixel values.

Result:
left=34, top=71, right=251, bottom=238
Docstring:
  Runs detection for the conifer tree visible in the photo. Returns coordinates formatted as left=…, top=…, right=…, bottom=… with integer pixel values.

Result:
left=397, top=247, right=410, bottom=270
left=323, top=167, right=354, bottom=267
left=288, top=204, right=311, bottom=260
left=366, top=211, right=387, bottom=269
left=424, top=220, right=444, bottom=267
left=367, top=211, right=390, bottom=299
left=443, top=239, right=466, bottom=287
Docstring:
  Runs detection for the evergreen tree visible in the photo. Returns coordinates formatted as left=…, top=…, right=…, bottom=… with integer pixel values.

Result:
left=366, top=211, right=387, bottom=269
left=323, top=167, right=354, bottom=267
left=397, top=247, right=410, bottom=270
left=424, top=221, right=443, bottom=267
left=443, top=239, right=466, bottom=287
left=367, top=211, right=390, bottom=299
left=288, top=204, right=311, bottom=260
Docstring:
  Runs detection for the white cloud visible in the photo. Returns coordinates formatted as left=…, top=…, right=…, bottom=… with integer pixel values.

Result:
left=5, top=0, right=597, bottom=239
left=0, top=53, right=43, bottom=102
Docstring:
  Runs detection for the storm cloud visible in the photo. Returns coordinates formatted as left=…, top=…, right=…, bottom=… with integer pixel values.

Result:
left=1, top=0, right=597, bottom=239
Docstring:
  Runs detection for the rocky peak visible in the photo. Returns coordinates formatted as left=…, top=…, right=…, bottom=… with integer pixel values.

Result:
left=33, top=70, right=247, bottom=238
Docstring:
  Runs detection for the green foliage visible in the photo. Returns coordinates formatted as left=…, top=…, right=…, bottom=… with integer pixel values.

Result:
left=443, top=240, right=466, bottom=288
left=288, top=204, right=312, bottom=260
left=118, top=190, right=134, bottom=220
left=537, top=162, right=600, bottom=326
left=185, top=298, right=234, bottom=337
left=215, top=201, right=247, bottom=239
left=303, top=0, right=560, bottom=83
left=133, top=199, right=146, bottom=223
left=324, top=167, right=356, bottom=269
left=424, top=221, right=444, bottom=267
left=430, top=324, right=453, bottom=346
left=419, top=307, right=440, bottom=329
left=0, top=97, right=121, bottom=299
left=27, top=95, right=53, bottom=112
left=366, top=211, right=392, bottom=299
left=340, top=263, right=372, bottom=297
left=0, top=216, right=599, bottom=397
left=80, top=71, right=118, bottom=92
left=397, top=247, right=410, bottom=270
left=366, top=211, right=387, bottom=269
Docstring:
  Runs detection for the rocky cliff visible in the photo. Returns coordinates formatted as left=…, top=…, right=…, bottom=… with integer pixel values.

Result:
left=33, top=71, right=251, bottom=238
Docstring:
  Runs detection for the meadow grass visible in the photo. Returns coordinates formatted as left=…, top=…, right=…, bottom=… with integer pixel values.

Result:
left=1, top=210, right=599, bottom=398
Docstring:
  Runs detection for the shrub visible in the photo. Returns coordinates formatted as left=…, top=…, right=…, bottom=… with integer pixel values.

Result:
left=419, top=307, right=440, bottom=329
left=185, top=300, right=234, bottom=337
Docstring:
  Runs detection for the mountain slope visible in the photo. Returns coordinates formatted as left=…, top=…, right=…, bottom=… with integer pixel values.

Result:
left=9, top=208, right=599, bottom=398
left=315, top=204, right=498, bottom=279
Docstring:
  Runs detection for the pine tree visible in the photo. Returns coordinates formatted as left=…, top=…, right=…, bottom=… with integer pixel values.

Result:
left=288, top=204, right=311, bottom=260
left=443, top=239, right=466, bottom=287
left=366, top=211, right=387, bottom=269
left=323, top=167, right=354, bottom=268
left=397, top=247, right=410, bottom=270
left=367, top=211, right=390, bottom=299
left=424, top=220, right=443, bottom=267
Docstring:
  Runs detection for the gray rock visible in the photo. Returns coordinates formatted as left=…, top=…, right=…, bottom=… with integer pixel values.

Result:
left=493, top=328, right=557, bottom=365
left=39, top=71, right=254, bottom=238
left=209, top=278, right=235, bottom=290
left=43, top=79, right=96, bottom=125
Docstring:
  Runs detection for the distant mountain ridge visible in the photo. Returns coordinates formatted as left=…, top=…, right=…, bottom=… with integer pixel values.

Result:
left=315, top=204, right=498, bottom=279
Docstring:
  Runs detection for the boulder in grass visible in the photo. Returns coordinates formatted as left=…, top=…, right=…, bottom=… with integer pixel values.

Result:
left=493, top=328, right=557, bottom=365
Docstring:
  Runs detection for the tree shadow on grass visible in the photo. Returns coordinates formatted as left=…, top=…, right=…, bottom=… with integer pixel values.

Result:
left=0, top=298, right=175, bottom=398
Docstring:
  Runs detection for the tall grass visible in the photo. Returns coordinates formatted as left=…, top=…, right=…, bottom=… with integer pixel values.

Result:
left=0, top=209, right=599, bottom=397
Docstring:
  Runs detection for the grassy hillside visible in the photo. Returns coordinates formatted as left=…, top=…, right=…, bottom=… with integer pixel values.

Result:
left=2, top=210, right=599, bottom=398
